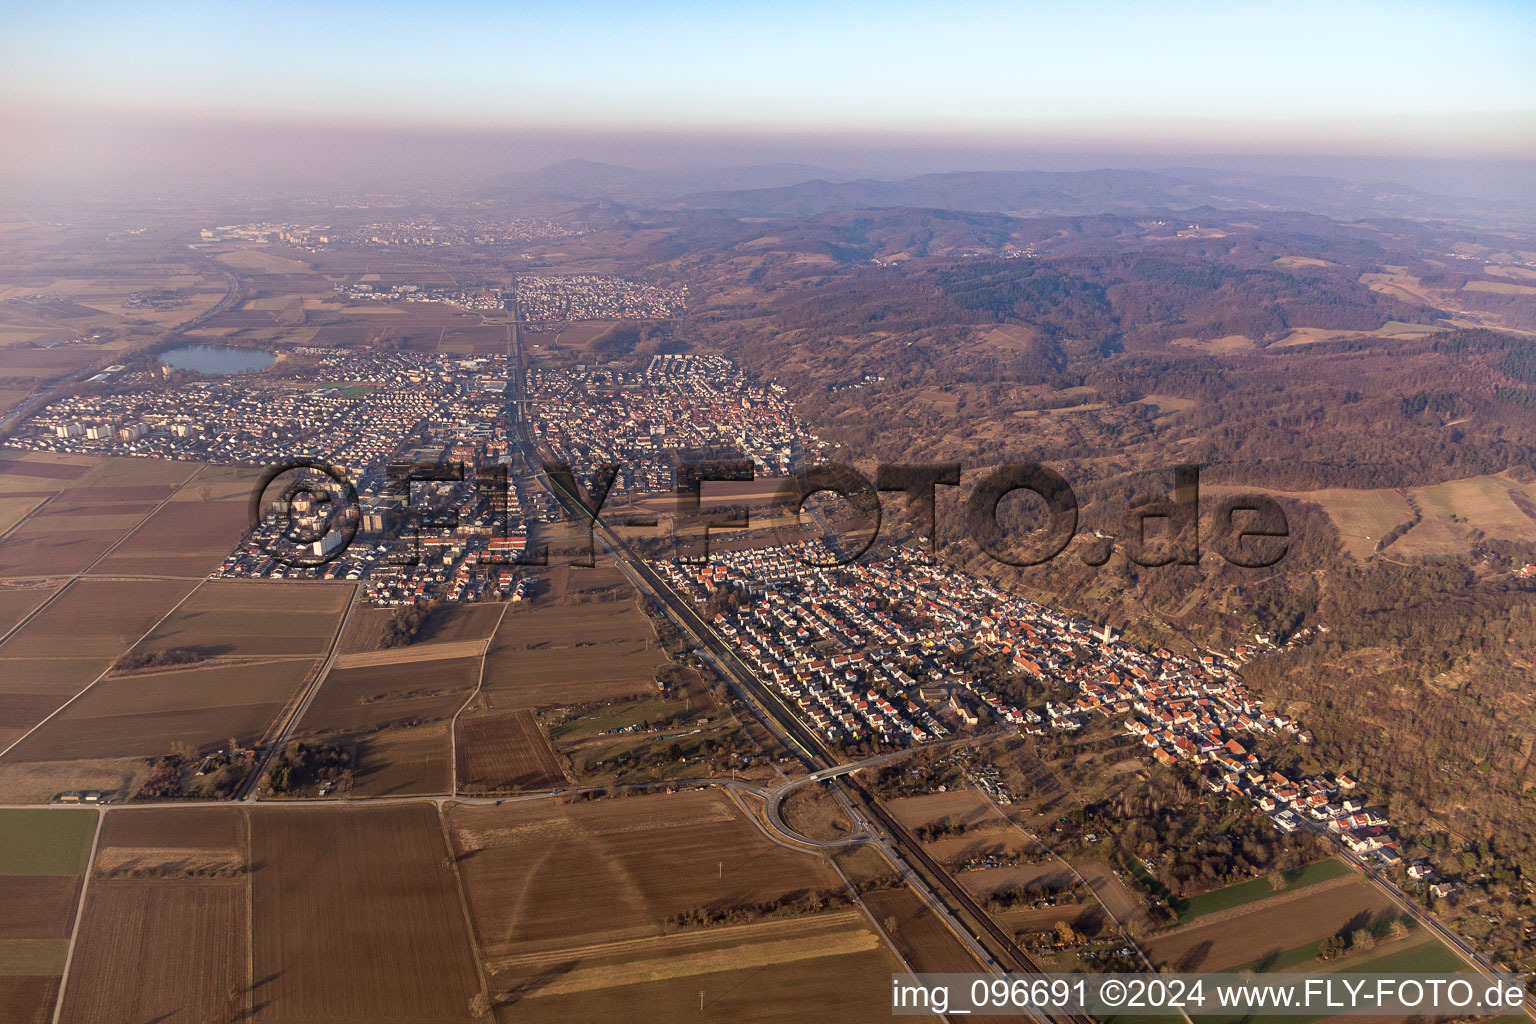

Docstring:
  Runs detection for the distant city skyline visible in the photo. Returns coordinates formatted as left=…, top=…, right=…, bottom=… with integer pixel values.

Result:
left=1, top=0, right=1532, bottom=153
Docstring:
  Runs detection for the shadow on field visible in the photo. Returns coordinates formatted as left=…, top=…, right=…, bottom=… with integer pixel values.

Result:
left=1175, top=939, right=1214, bottom=971
left=497, top=960, right=579, bottom=1006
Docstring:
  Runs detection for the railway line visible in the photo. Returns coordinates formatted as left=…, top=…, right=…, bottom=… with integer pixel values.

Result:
left=507, top=309, right=1096, bottom=1024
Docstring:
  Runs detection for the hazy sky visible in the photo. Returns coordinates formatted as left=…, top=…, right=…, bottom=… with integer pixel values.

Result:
left=3, top=0, right=1533, bottom=147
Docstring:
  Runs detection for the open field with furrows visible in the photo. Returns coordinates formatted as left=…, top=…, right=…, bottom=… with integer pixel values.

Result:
left=1145, top=873, right=1396, bottom=971
left=488, top=916, right=914, bottom=1024
left=93, top=805, right=245, bottom=876
left=58, top=879, right=245, bottom=1024
left=0, top=659, right=112, bottom=752
left=0, top=976, right=59, bottom=1024
left=0, top=457, right=189, bottom=494
left=88, top=492, right=255, bottom=577
left=448, top=790, right=847, bottom=969
left=0, top=455, right=200, bottom=578
left=482, top=599, right=667, bottom=707
left=351, top=723, right=455, bottom=797
left=339, top=600, right=504, bottom=654
left=0, top=527, right=134, bottom=579
left=299, top=656, right=481, bottom=796
left=0, top=495, right=44, bottom=537
left=300, top=655, right=480, bottom=736
left=3, top=658, right=317, bottom=762
left=0, top=578, right=197, bottom=659
left=63, top=809, right=251, bottom=1024
left=249, top=804, right=482, bottom=1022
left=494, top=600, right=655, bottom=648
left=129, top=579, right=351, bottom=659
left=0, top=876, right=81, bottom=938
left=858, top=886, right=983, bottom=974
left=0, top=807, right=93, bottom=1021
left=0, top=584, right=58, bottom=637
left=331, top=639, right=489, bottom=669
left=886, top=787, right=1002, bottom=833
left=456, top=709, right=565, bottom=792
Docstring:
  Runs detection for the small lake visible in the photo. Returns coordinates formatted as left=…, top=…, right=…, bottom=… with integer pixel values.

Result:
left=159, top=345, right=277, bottom=375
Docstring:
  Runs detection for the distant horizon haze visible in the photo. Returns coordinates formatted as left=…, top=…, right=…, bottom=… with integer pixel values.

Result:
left=1, top=0, right=1532, bottom=200
left=2, top=106, right=1534, bottom=204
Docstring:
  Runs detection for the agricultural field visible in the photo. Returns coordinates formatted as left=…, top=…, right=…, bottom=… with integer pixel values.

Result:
left=448, top=789, right=845, bottom=960
left=487, top=918, right=908, bottom=1024
left=886, top=787, right=1005, bottom=834
left=447, top=790, right=906, bottom=1021
left=58, top=880, right=245, bottom=1024
left=1396, top=473, right=1536, bottom=557
left=301, top=654, right=480, bottom=735
left=1206, top=484, right=1413, bottom=561
left=0, top=583, right=59, bottom=638
left=1145, top=871, right=1396, bottom=971
left=0, top=577, right=198, bottom=659
left=298, top=654, right=482, bottom=796
left=859, top=886, right=982, bottom=974
left=351, top=723, right=455, bottom=797
left=339, top=600, right=503, bottom=654
left=0, top=808, right=96, bottom=1024
left=248, top=804, right=482, bottom=1022
left=55, top=805, right=247, bottom=1024
left=94, top=805, right=244, bottom=875
left=0, top=809, right=98, bottom=875
left=0, top=495, right=45, bottom=537
left=3, top=657, right=317, bottom=762
left=455, top=708, right=565, bottom=792
left=0, top=757, right=151, bottom=805
left=540, top=695, right=766, bottom=787
left=439, top=323, right=508, bottom=355
left=481, top=599, right=667, bottom=707
left=523, top=321, right=614, bottom=352
left=0, top=658, right=112, bottom=753
left=88, top=466, right=261, bottom=577
left=0, top=876, right=81, bottom=938
left=1173, top=859, right=1350, bottom=923
left=129, top=579, right=352, bottom=659
left=0, top=976, right=59, bottom=1024
left=1212, top=472, right=1536, bottom=560
left=0, top=502, right=153, bottom=577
